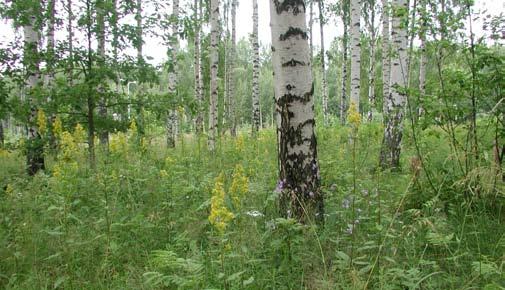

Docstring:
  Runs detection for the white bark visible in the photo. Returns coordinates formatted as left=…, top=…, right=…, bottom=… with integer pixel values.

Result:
left=318, top=0, right=328, bottom=125
left=380, top=0, right=408, bottom=169
left=167, top=0, right=180, bottom=148
left=270, top=0, right=323, bottom=223
left=230, top=0, right=237, bottom=136
left=208, top=0, right=220, bottom=151
left=366, top=0, right=377, bottom=121
left=97, top=0, right=108, bottom=146
left=66, top=0, right=74, bottom=83
left=341, top=8, right=349, bottom=124
left=194, top=0, right=204, bottom=133
left=418, top=0, right=427, bottom=116
left=381, top=0, right=391, bottom=112
left=24, top=11, right=44, bottom=175
left=350, top=0, right=361, bottom=111
left=252, top=0, right=260, bottom=133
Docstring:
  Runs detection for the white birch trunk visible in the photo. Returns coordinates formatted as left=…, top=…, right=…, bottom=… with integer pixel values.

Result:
left=418, top=0, right=427, bottom=116
left=194, top=0, right=204, bottom=134
left=24, top=11, right=45, bottom=175
left=252, top=0, right=260, bottom=133
left=230, top=0, right=237, bottom=136
left=167, top=0, right=180, bottom=148
left=340, top=9, right=349, bottom=124
left=367, top=0, right=377, bottom=121
left=318, top=0, right=329, bottom=125
left=380, top=0, right=408, bottom=169
left=381, top=0, right=391, bottom=113
left=270, top=0, right=323, bottom=223
left=66, top=0, right=74, bottom=84
left=97, top=0, right=108, bottom=147
left=350, top=0, right=362, bottom=112
left=208, top=0, right=220, bottom=151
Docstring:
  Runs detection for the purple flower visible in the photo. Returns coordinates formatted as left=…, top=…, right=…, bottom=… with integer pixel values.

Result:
left=274, top=179, right=286, bottom=193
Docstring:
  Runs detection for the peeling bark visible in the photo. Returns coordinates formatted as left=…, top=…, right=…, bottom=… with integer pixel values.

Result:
left=270, top=0, right=323, bottom=224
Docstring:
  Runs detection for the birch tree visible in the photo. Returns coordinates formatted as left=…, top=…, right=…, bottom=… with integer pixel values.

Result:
left=379, top=0, right=408, bottom=169
left=24, top=3, right=45, bottom=175
left=365, top=0, right=378, bottom=121
left=270, top=0, right=323, bottom=223
left=167, top=0, right=180, bottom=148
left=418, top=0, right=427, bottom=116
left=97, top=0, right=108, bottom=147
left=208, top=0, right=220, bottom=151
left=46, top=0, right=56, bottom=146
left=251, top=0, right=260, bottom=133
left=340, top=0, right=350, bottom=124
left=381, top=0, right=391, bottom=109
left=230, top=0, right=237, bottom=136
left=318, top=0, right=328, bottom=125
left=350, top=0, right=361, bottom=112
left=194, top=0, right=204, bottom=134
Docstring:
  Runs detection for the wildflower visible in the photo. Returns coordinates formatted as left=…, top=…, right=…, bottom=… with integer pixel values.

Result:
left=230, top=165, right=249, bottom=209
left=274, top=179, right=286, bottom=194
left=235, top=134, right=245, bottom=152
left=160, top=169, right=169, bottom=178
left=5, top=184, right=14, bottom=195
left=109, top=132, right=128, bottom=155
left=128, top=119, right=138, bottom=136
left=73, top=124, right=86, bottom=145
left=37, top=109, right=47, bottom=135
left=52, top=116, right=63, bottom=138
left=208, top=173, right=235, bottom=234
left=347, top=101, right=361, bottom=129
left=60, top=131, right=77, bottom=162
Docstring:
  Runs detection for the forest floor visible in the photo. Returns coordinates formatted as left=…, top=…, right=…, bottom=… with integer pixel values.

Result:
left=0, top=122, right=504, bottom=289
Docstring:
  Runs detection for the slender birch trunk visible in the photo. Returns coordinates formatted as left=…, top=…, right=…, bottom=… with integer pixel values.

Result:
left=111, top=0, right=120, bottom=93
left=340, top=2, right=349, bottom=124
left=85, top=0, right=96, bottom=168
left=350, top=0, right=361, bottom=112
left=379, top=0, right=408, bottom=169
left=24, top=7, right=45, bottom=175
left=318, top=0, right=329, bottom=125
left=67, top=0, right=74, bottom=84
left=252, top=0, right=260, bottom=134
left=97, top=0, right=108, bottom=147
left=418, top=0, right=427, bottom=116
left=270, top=0, right=323, bottom=224
left=230, top=0, right=237, bottom=136
left=46, top=0, right=57, bottom=147
left=167, top=0, right=180, bottom=148
left=367, top=0, right=377, bottom=121
left=381, top=0, right=391, bottom=113
left=208, top=0, right=220, bottom=151
left=194, top=0, right=204, bottom=134
left=223, top=1, right=230, bottom=132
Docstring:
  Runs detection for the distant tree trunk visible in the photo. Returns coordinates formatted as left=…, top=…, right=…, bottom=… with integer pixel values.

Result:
left=418, top=0, right=427, bottom=116
left=350, top=0, right=361, bottom=112
left=223, top=1, right=230, bottom=133
left=230, top=0, right=237, bottom=136
left=379, top=0, right=408, bottom=169
left=136, top=0, right=146, bottom=136
left=252, top=0, right=260, bottom=134
left=97, top=0, right=108, bottom=148
left=318, top=0, right=329, bottom=125
left=67, top=0, right=74, bottom=84
left=381, top=0, right=391, bottom=112
left=46, top=0, right=57, bottom=147
left=270, top=0, right=323, bottom=224
left=340, top=3, right=349, bottom=124
left=167, top=0, right=180, bottom=148
left=194, top=0, right=204, bottom=134
left=111, top=0, right=120, bottom=92
left=366, top=0, right=377, bottom=121
left=24, top=7, right=45, bottom=176
left=85, top=0, right=96, bottom=168
left=208, top=0, right=220, bottom=151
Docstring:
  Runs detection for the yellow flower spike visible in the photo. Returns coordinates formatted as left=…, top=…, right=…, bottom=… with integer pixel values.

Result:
left=208, top=173, right=235, bottom=235
left=159, top=169, right=169, bottom=178
left=73, top=124, right=86, bottom=145
left=128, top=119, right=138, bottom=137
left=230, top=164, right=249, bottom=209
left=235, top=134, right=245, bottom=152
left=5, top=184, right=14, bottom=195
left=348, top=102, right=361, bottom=129
left=52, top=116, right=63, bottom=138
left=37, top=109, right=47, bottom=135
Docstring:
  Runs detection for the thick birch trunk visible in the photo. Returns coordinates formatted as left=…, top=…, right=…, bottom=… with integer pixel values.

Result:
left=381, top=0, right=391, bottom=112
left=270, top=0, right=323, bottom=224
left=208, top=0, right=220, bottom=151
left=380, top=0, right=408, bottom=169
left=194, top=0, right=204, bottom=134
left=318, top=0, right=329, bottom=125
left=252, top=0, right=260, bottom=134
left=309, top=1, right=314, bottom=62
left=167, top=0, right=180, bottom=148
left=350, top=0, right=361, bottom=112
left=25, top=10, right=45, bottom=175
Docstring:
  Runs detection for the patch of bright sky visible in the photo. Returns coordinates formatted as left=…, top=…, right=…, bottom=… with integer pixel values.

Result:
left=1, top=0, right=503, bottom=66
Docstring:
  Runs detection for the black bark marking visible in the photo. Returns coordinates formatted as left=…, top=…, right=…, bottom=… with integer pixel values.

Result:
left=273, top=0, right=305, bottom=15
left=280, top=27, right=308, bottom=41
left=282, top=58, right=305, bottom=67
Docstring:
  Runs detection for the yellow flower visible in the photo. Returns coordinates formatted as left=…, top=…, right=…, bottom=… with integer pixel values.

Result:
left=235, top=134, right=245, bottom=152
left=230, top=164, right=249, bottom=209
left=53, top=116, right=63, bottom=138
left=165, top=156, right=174, bottom=167
left=52, top=164, right=62, bottom=178
left=0, top=149, right=10, bottom=158
left=208, top=173, right=235, bottom=234
left=109, top=132, right=128, bottom=155
left=348, top=102, right=361, bottom=129
left=160, top=169, right=169, bottom=178
left=60, top=131, right=77, bottom=162
left=73, top=124, right=86, bottom=145
left=37, top=109, right=47, bottom=135
left=128, top=119, right=138, bottom=137
left=5, top=184, right=14, bottom=195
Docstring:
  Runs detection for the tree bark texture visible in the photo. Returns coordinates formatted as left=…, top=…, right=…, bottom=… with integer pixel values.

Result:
left=270, top=0, right=323, bottom=224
